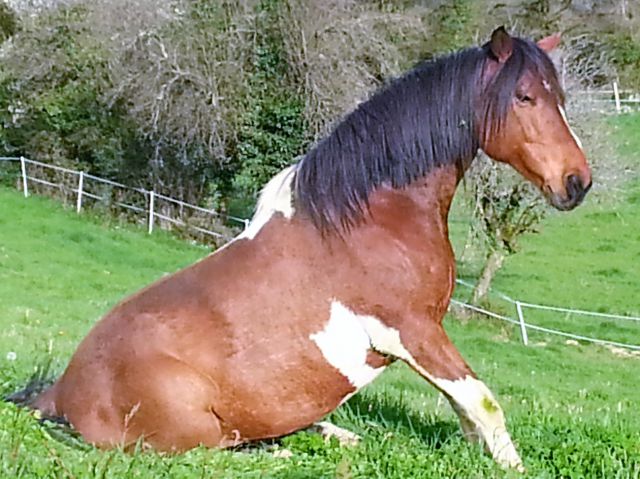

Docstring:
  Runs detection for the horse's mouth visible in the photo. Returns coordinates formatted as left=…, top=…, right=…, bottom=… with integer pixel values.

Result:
left=545, top=179, right=592, bottom=211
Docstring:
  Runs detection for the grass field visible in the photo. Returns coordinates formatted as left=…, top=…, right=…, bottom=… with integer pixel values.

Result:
left=1, top=116, right=640, bottom=477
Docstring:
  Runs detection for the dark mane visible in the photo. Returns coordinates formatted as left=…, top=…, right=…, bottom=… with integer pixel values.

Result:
left=294, top=36, right=564, bottom=233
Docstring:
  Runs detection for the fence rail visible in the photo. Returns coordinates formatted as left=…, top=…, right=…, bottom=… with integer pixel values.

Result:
left=0, top=156, right=245, bottom=245
left=569, top=81, right=640, bottom=114
left=452, top=280, right=640, bottom=352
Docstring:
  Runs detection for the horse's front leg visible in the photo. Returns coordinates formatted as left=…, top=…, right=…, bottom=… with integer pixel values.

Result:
left=364, top=316, right=524, bottom=471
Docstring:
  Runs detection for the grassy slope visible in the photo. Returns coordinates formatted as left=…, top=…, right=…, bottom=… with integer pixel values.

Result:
left=487, top=114, right=640, bottom=344
left=0, top=117, right=640, bottom=477
left=452, top=113, right=640, bottom=345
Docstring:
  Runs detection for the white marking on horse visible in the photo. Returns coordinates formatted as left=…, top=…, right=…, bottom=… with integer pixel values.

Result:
left=558, top=105, right=583, bottom=149
left=431, top=376, right=523, bottom=471
left=310, top=302, right=386, bottom=389
left=310, top=421, right=361, bottom=446
left=238, top=164, right=297, bottom=241
left=318, top=307, right=522, bottom=470
left=203, top=164, right=298, bottom=259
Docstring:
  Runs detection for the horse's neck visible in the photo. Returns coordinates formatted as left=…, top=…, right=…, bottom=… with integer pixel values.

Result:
left=405, top=165, right=460, bottom=223
left=366, top=165, right=461, bottom=236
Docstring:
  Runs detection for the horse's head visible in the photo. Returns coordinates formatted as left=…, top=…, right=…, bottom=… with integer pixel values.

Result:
left=479, top=27, right=591, bottom=211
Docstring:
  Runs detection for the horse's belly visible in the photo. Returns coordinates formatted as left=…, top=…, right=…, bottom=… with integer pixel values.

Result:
left=217, top=360, right=385, bottom=442
left=214, top=300, right=390, bottom=440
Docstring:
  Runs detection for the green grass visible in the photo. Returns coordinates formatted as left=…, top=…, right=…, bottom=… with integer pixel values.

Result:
left=0, top=191, right=207, bottom=378
left=453, top=113, right=640, bottom=347
left=1, top=116, right=640, bottom=477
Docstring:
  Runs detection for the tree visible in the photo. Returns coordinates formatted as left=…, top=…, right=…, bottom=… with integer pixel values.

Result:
left=276, top=0, right=430, bottom=138
left=464, top=153, right=547, bottom=304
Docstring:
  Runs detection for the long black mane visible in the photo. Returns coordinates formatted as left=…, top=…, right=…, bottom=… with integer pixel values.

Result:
left=293, top=36, right=563, bottom=233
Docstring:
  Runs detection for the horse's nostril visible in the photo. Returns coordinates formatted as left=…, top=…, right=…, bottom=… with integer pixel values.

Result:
left=568, top=174, right=579, bottom=186
left=566, top=174, right=582, bottom=196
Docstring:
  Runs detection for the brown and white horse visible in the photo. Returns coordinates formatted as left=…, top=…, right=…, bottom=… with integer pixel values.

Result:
left=27, top=28, right=590, bottom=470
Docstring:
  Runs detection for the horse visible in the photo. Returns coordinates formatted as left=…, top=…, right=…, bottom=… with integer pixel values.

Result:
left=26, top=27, right=591, bottom=471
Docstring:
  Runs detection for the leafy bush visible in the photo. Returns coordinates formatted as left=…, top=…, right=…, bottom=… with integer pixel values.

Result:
left=0, top=5, right=144, bottom=180
left=0, top=1, right=17, bottom=42
left=228, top=1, right=308, bottom=216
left=608, top=32, right=640, bottom=89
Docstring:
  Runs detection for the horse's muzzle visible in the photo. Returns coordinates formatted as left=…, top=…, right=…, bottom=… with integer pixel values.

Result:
left=548, top=174, right=592, bottom=211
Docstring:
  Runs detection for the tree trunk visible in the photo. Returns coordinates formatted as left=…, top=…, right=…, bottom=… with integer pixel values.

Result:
left=472, top=249, right=505, bottom=305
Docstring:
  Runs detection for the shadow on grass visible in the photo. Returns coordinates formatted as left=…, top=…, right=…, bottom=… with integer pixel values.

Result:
left=336, top=392, right=460, bottom=449
left=236, top=391, right=460, bottom=456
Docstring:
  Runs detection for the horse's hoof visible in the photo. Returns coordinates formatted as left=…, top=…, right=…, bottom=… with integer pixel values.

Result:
left=272, top=448, right=294, bottom=459
left=496, top=452, right=525, bottom=473
left=310, top=421, right=360, bottom=446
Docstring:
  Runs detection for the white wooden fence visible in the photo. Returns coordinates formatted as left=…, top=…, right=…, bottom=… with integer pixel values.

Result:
left=0, top=156, right=248, bottom=244
left=452, top=279, right=640, bottom=352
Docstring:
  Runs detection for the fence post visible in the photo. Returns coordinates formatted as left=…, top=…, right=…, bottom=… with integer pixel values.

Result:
left=613, top=81, right=621, bottom=114
left=76, top=171, right=84, bottom=214
left=243, top=219, right=250, bottom=230
left=20, top=156, right=28, bottom=198
left=515, top=301, right=529, bottom=346
left=148, top=191, right=155, bottom=234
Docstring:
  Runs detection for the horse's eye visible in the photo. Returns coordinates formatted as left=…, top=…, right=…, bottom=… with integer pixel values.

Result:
left=516, top=92, right=533, bottom=103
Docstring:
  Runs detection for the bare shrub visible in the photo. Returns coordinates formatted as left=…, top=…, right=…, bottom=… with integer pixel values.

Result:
left=276, top=0, right=429, bottom=137
left=559, top=33, right=617, bottom=90
left=463, top=153, right=547, bottom=304
left=103, top=1, right=258, bottom=201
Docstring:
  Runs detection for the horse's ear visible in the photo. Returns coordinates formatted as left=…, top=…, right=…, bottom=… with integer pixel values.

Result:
left=537, top=33, right=561, bottom=53
left=489, top=26, right=513, bottom=63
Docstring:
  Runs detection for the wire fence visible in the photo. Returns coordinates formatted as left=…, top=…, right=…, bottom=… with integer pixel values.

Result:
left=452, top=279, right=640, bottom=352
left=0, top=156, right=247, bottom=246
left=568, top=82, right=640, bottom=114
left=2, top=156, right=639, bottom=353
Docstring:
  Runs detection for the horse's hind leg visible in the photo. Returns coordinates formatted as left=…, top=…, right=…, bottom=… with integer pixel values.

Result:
left=308, top=422, right=360, bottom=446
left=369, top=319, right=523, bottom=471
left=401, top=324, right=523, bottom=471
left=86, top=354, right=229, bottom=452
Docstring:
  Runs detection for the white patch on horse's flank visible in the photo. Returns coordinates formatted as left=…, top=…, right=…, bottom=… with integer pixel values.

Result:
left=310, top=302, right=386, bottom=389
left=238, top=164, right=297, bottom=241
left=558, top=105, right=583, bottom=149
